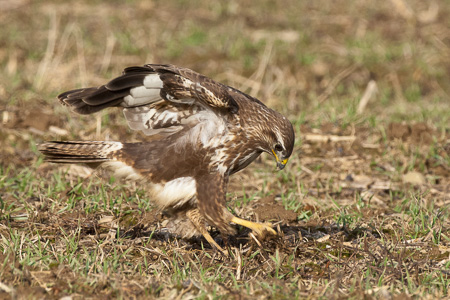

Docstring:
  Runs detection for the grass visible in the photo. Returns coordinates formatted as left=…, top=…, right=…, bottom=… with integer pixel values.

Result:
left=0, top=0, right=449, bottom=298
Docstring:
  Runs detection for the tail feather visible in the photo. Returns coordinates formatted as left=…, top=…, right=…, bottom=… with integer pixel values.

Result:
left=38, top=141, right=122, bottom=164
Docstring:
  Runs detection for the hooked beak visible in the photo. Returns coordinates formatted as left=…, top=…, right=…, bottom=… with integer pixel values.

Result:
left=271, top=149, right=289, bottom=170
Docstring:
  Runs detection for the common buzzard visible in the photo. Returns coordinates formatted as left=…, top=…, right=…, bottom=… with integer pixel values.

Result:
left=39, top=64, right=295, bottom=254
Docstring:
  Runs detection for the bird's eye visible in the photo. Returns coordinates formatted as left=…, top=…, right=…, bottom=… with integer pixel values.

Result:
left=274, top=143, right=283, bottom=152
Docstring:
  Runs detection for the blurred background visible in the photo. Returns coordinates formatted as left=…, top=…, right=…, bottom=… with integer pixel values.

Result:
left=0, top=1, right=449, bottom=298
left=1, top=0, right=449, bottom=131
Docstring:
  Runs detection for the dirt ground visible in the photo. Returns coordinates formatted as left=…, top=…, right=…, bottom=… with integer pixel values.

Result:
left=0, top=0, right=449, bottom=299
left=1, top=105, right=449, bottom=298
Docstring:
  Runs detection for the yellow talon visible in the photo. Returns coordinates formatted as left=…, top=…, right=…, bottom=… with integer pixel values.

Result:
left=231, top=216, right=277, bottom=237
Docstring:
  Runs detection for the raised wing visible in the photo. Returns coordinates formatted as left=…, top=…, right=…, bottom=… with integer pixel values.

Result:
left=57, top=64, right=239, bottom=136
left=157, top=65, right=238, bottom=113
left=122, top=101, right=201, bottom=136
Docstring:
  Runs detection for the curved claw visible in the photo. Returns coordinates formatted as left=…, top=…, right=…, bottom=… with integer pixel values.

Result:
left=187, top=209, right=228, bottom=255
left=231, top=217, right=277, bottom=237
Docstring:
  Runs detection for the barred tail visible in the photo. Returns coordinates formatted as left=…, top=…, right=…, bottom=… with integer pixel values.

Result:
left=38, top=141, right=123, bottom=164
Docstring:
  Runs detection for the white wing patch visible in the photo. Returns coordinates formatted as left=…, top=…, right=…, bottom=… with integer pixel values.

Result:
left=143, top=74, right=164, bottom=88
left=123, top=104, right=202, bottom=136
left=117, top=72, right=232, bottom=145
left=121, top=74, right=164, bottom=107
left=173, top=109, right=228, bottom=152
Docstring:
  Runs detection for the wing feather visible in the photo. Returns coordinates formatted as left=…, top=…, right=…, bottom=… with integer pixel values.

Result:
left=106, top=73, right=153, bottom=90
left=57, top=64, right=241, bottom=135
left=122, top=101, right=200, bottom=136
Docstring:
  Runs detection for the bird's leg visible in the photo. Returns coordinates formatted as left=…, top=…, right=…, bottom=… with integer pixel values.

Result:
left=231, top=217, right=277, bottom=237
left=186, top=209, right=227, bottom=255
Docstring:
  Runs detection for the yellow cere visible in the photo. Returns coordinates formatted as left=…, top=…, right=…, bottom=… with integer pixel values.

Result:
left=272, top=149, right=289, bottom=165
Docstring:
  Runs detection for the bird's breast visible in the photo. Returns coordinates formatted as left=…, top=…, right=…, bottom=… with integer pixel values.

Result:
left=209, top=134, right=261, bottom=176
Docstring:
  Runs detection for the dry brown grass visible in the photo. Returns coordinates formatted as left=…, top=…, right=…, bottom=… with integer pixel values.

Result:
left=0, top=0, right=449, bottom=299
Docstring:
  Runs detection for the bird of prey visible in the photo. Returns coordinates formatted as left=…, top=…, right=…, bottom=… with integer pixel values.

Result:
left=39, top=64, right=295, bottom=254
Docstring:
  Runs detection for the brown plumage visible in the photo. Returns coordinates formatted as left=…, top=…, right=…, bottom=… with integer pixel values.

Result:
left=39, top=64, right=295, bottom=254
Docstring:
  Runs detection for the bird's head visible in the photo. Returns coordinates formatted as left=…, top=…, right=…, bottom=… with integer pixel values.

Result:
left=258, top=112, right=295, bottom=170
